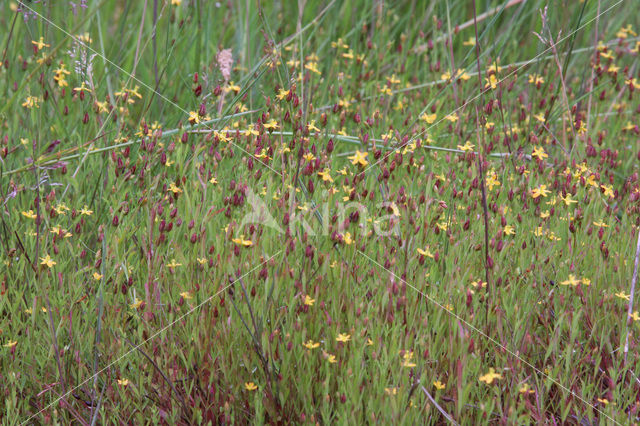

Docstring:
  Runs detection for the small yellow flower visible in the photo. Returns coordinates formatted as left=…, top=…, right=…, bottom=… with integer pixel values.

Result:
left=231, top=236, right=253, bottom=247
left=560, top=194, right=578, bottom=205
left=457, top=141, right=474, bottom=152
left=479, top=368, right=502, bottom=384
left=276, top=89, right=290, bottom=101
left=615, top=292, right=630, bottom=301
left=560, top=274, right=581, bottom=287
left=531, top=184, right=551, bottom=199
left=245, top=382, right=258, bottom=391
left=117, top=378, right=130, bottom=386
left=3, top=340, right=17, bottom=348
left=32, top=37, right=50, bottom=50
left=462, top=37, right=476, bottom=46
left=21, top=210, right=37, bottom=219
left=263, top=119, right=279, bottom=130
left=421, top=113, right=437, bottom=124
left=303, top=340, right=320, bottom=349
left=40, top=255, right=56, bottom=268
left=336, top=333, right=351, bottom=343
left=433, top=381, right=446, bottom=390
left=304, top=295, right=315, bottom=306
left=80, top=205, right=94, bottom=216
left=417, top=247, right=434, bottom=258
left=318, top=169, right=333, bottom=183
left=519, top=383, right=535, bottom=394
left=180, top=291, right=192, bottom=300
left=188, top=111, right=200, bottom=124
left=93, top=272, right=103, bottom=281
left=486, top=173, right=500, bottom=191
left=532, top=146, right=548, bottom=160
left=528, top=74, right=544, bottom=85
left=347, top=150, right=369, bottom=167
left=22, top=96, right=40, bottom=109
left=167, top=259, right=182, bottom=268
left=485, top=74, right=498, bottom=90
left=503, top=225, right=515, bottom=235
left=130, top=298, right=143, bottom=309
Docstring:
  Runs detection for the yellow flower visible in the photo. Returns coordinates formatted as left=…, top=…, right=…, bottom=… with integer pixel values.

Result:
left=485, top=74, right=498, bottom=90
left=303, top=340, right=320, bottom=349
left=479, top=368, right=502, bottom=384
left=385, top=387, right=398, bottom=395
left=457, top=141, right=474, bottom=152
left=93, top=272, right=103, bottom=281
left=421, top=113, right=437, bottom=124
left=528, top=74, right=544, bottom=85
left=21, top=210, right=37, bottom=219
left=22, top=96, right=40, bottom=109
left=417, top=247, right=434, bottom=258
left=130, top=298, right=143, bottom=309
left=180, top=291, right=192, bottom=299
left=343, top=232, right=353, bottom=245
left=3, top=340, right=17, bottom=348
left=326, top=353, right=337, bottom=364
left=533, top=113, right=546, bottom=123
left=80, top=205, right=93, bottom=216
left=32, top=37, right=50, bottom=50
left=188, top=111, right=200, bottom=124
left=117, top=378, right=130, bottom=386
left=74, top=82, right=92, bottom=93
left=531, top=184, right=550, bottom=199
left=40, top=255, right=56, bottom=268
left=560, top=274, right=580, bottom=287
left=336, top=333, right=351, bottom=343
left=276, top=89, right=290, bottom=100
left=593, top=221, right=608, bottom=228
left=519, top=383, right=535, bottom=394
left=433, top=381, right=446, bottom=390
left=445, top=113, right=459, bottom=122
left=615, top=292, right=630, bottom=300
left=601, top=185, right=614, bottom=198
left=167, top=259, right=182, bottom=268
left=560, top=194, right=578, bottom=205
left=168, top=182, right=183, bottom=194
left=631, top=311, right=640, bottom=322
left=462, top=37, right=476, bottom=46
left=304, top=62, right=321, bottom=75
left=503, top=225, right=515, bottom=236
left=532, top=146, right=548, bottom=160
left=347, top=150, right=369, bottom=167
left=486, top=173, right=500, bottom=191
left=231, top=236, right=253, bottom=247
left=304, top=295, right=315, bottom=306
left=318, top=169, right=333, bottom=183
left=263, top=119, right=279, bottom=130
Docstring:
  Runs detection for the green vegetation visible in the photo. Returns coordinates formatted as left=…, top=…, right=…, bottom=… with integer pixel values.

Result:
left=1, top=0, right=640, bottom=423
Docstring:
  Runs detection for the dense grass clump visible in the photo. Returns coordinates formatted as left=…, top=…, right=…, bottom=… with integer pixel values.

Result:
left=1, top=0, right=640, bottom=423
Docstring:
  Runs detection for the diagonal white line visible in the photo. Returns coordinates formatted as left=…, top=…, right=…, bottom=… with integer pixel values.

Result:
left=360, top=0, right=625, bottom=175
left=21, top=250, right=283, bottom=424
left=17, top=1, right=286, bottom=177
left=357, top=249, right=621, bottom=425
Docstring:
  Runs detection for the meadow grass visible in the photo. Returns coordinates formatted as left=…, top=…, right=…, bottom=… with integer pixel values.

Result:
left=1, top=0, right=640, bottom=423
